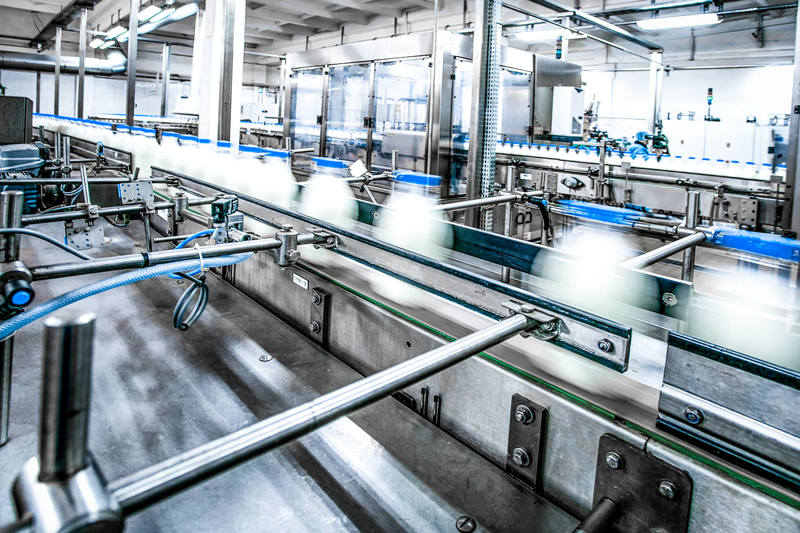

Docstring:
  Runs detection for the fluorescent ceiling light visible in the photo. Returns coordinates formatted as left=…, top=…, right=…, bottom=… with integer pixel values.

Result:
left=99, top=40, right=115, bottom=49
left=106, top=25, right=127, bottom=38
left=89, top=38, right=105, bottom=48
left=117, top=30, right=130, bottom=42
left=138, top=4, right=162, bottom=22
left=514, top=29, right=583, bottom=42
left=636, top=13, right=720, bottom=30
left=149, top=7, right=175, bottom=23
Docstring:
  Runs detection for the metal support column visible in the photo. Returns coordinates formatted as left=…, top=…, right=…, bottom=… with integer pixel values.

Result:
left=0, top=336, right=12, bottom=446
left=218, top=0, right=237, bottom=141
left=465, top=0, right=502, bottom=230
left=35, top=72, right=41, bottom=113
left=54, top=27, right=61, bottom=116
left=125, top=0, right=139, bottom=127
left=681, top=190, right=700, bottom=282
left=77, top=8, right=87, bottom=119
left=0, top=191, right=22, bottom=447
left=784, top=5, right=800, bottom=237
left=39, top=311, right=96, bottom=481
left=160, top=43, right=171, bottom=117
left=647, top=51, right=663, bottom=134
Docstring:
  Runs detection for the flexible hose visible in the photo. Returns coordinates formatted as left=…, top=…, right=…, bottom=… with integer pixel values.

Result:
left=0, top=228, right=92, bottom=260
left=0, top=252, right=252, bottom=339
left=167, top=229, right=216, bottom=279
left=172, top=272, right=209, bottom=331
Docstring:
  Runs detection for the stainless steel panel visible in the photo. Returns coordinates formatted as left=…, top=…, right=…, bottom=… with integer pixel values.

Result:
left=647, top=440, right=800, bottom=532
left=663, top=346, right=800, bottom=436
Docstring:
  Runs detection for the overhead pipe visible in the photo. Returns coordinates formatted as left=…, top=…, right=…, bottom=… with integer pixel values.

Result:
left=118, top=2, right=200, bottom=44
left=0, top=50, right=126, bottom=75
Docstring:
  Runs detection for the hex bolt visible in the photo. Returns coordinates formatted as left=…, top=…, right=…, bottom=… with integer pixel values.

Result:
left=309, top=321, right=321, bottom=334
left=514, top=405, right=534, bottom=425
left=259, top=354, right=273, bottom=362
left=605, top=451, right=623, bottom=470
left=597, top=339, right=613, bottom=352
left=658, top=481, right=678, bottom=500
left=540, top=321, right=556, bottom=332
left=512, top=447, right=531, bottom=467
left=683, top=407, right=704, bottom=425
left=311, top=293, right=322, bottom=306
left=455, top=516, right=476, bottom=533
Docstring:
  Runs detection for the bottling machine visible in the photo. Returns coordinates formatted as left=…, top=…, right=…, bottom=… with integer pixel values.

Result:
left=0, top=100, right=797, bottom=533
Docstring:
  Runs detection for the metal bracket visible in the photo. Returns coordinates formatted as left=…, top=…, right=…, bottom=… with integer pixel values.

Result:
left=309, top=288, right=330, bottom=346
left=65, top=220, right=104, bottom=251
left=505, top=394, right=546, bottom=489
left=592, top=433, right=692, bottom=533
left=501, top=300, right=559, bottom=341
left=308, top=227, right=338, bottom=250
left=119, top=180, right=155, bottom=208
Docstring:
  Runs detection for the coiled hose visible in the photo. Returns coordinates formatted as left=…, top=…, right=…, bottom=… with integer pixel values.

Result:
left=0, top=252, right=252, bottom=339
left=167, top=229, right=216, bottom=279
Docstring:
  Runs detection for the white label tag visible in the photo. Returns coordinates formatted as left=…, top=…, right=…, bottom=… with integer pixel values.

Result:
left=292, top=273, right=309, bottom=290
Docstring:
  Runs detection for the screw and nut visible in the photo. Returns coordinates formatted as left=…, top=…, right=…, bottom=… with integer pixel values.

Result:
left=511, top=447, right=531, bottom=467
left=605, top=451, right=623, bottom=470
left=658, top=480, right=678, bottom=500
left=514, top=405, right=534, bottom=425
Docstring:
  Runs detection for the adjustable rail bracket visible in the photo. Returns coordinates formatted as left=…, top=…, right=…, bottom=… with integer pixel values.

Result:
left=502, top=300, right=559, bottom=341
left=591, top=434, right=692, bottom=533
left=506, top=394, right=547, bottom=489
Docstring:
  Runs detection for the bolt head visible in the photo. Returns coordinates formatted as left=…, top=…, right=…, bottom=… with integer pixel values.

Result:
left=514, top=405, right=534, bottom=425
left=512, top=447, right=531, bottom=467
left=683, top=407, right=704, bottom=425
left=605, top=452, right=623, bottom=470
left=259, top=354, right=273, bottom=362
left=309, top=321, right=321, bottom=334
left=455, top=516, right=476, bottom=533
left=311, top=292, right=322, bottom=306
left=285, top=250, right=301, bottom=263
left=662, top=292, right=678, bottom=307
left=658, top=480, right=678, bottom=500
left=597, top=339, right=613, bottom=353
left=281, top=224, right=294, bottom=232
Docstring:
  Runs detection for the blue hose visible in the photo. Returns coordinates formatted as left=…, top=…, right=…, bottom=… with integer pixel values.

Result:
left=0, top=252, right=252, bottom=339
left=167, top=229, right=216, bottom=279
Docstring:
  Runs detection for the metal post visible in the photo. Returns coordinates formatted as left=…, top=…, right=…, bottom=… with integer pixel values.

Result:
left=38, top=311, right=96, bottom=482
left=108, top=314, right=532, bottom=515
left=63, top=136, right=71, bottom=175
left=0, top=191, right=25, bottom=263
left=681, top=191, right=700, bottom=282
left=160, top=44, right=171, bottom=117
left=126, top=0, right=139, bottom=127
left=622, top=232, right=707, bottom=270
left=646, top=51, right=663, bottom=134
left=784, top=6, right=800, bottom=237
left=218, top=0, right=237, bottom=141
left=501, top=167, right=513, bottom=283
left=54, top=27, right=62, bottom=116
left=0, top=336, right=12, bottom=446
left=0, top=190, right=23, bottom=447
left=35, top=72, right=41, bottom=113
left=465, top=0, right=501, bottom=230
left=571, top=498, right=620, bottom=533
left=78, top=9, right=87, bottom=119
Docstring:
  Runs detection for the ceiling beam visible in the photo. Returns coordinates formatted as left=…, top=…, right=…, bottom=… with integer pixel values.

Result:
left=29, top=0, right=101, bottom=45
left=247, top=0, right=371, bottom=24
left=0, top=0, right=65, bottom=15
left=249, top=6, right=342, bottom=31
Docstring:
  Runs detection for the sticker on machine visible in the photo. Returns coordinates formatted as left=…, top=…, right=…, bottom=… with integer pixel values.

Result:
left=293, top=273, right=309, bottom=290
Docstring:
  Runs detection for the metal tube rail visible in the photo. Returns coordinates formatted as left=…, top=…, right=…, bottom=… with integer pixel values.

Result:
left=107, top=314, right=532, bottom=515
left=681, top=191, right=700, bottom=282
left=179, top=209, right=211, bottom=227
left=29, top=233, right=324, bottom=281
left=429, top=194, right=516, bottom=213
left=0, top=178, right=177, bottom=185
left=621, top=231, right=707, bottom=270
left=21, top=198, right=216, bottom=226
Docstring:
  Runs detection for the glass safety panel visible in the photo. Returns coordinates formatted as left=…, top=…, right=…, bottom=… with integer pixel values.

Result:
left=325, top=63, right=372, bottom=162
left=371, top=58, right=430, bottom=173
left=450, top=59, right=472, bottom=196
left=498, top=68, right=532, bottom=144
left=289, top=68, right=324, bottom=153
